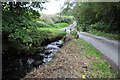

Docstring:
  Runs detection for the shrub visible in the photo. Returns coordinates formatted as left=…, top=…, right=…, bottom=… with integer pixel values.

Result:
left=79, top=23, right=89, bottom=32
left=89, top=22, right=112, bottom=33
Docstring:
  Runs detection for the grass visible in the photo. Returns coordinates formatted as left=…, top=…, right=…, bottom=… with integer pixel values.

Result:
left=54, top=22, right=69, bottom=29
left=89, top=30, right=120, bottom=41
left=76, top=38, right=117, bottom=78
left=37, top=27, right=66, bottom=40
left=38, top=27, right=66, bottom=35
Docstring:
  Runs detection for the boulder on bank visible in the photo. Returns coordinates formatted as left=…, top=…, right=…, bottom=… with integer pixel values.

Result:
left=63, top=35, right=73, bottom=43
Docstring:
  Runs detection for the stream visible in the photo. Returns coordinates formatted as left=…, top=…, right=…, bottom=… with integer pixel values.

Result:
left=2, top=40, right=63, bottom=79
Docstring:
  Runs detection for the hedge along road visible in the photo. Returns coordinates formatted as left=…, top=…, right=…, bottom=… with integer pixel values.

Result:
left=61, top=22, right=120, bottom=71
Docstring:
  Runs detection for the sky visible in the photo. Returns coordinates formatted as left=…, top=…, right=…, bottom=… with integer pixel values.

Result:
left=40, top=0, right=65, bottom=14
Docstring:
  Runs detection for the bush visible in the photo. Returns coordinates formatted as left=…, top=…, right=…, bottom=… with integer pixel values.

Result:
left=89, top=22, right=112, bottom=33
left=79, top=23, right=89, bottom=32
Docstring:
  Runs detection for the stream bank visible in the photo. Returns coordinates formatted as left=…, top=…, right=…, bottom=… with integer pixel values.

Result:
left=24, top=38, right=117, bottom=79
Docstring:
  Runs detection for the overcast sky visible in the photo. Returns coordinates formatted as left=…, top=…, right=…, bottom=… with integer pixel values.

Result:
left=40, top=0, right=65, bottom=14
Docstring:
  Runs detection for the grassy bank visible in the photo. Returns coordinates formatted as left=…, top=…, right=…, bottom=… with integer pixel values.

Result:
left=75, top=22, right=120, bottom=41
left=75, top=25, right=120, bottom=41
left=76, top=38, right=117, bottom=78
left=89, top=30, right=120, bottom=41
left=54, top=22, right=69, bottom=29
left=37, top=27, right=66, bottom=41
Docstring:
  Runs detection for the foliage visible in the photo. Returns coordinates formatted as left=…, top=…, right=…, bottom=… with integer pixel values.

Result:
left=73, top=3, right=96, bottom=24
left=2, top=0, right=69, bottom=55
left=71, top=30, right=78, bottom=39
left=2, top=1, right=47, bottom=12
left=62, top=2, right=120, bottom=34
left=75, top=26, right=81, bottom=31
left=61, top=1, right=76, bottom=16
left=36, top=21, right=52, bottom=28
left=2, top=9, right=66, bottom=55
left=88, top=22, right=112, bottom=33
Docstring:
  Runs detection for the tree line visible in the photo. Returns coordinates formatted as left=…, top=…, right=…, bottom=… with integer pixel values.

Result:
left=61, top=2, right=120, bottom=34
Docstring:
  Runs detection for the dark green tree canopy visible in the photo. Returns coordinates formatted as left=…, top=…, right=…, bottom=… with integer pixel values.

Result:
left=61, top=2, right=120, bottom=33
left=2, top=0, right=48, bottom=12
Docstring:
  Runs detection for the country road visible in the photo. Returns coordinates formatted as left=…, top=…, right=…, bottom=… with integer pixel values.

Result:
left=61, top=22, right=119, bottom=70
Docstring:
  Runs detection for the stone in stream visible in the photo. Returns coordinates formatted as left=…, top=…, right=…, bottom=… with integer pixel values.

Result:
left=51, top=40, right=63, bottom=47
left=44, top=44, right=60, bottom=50
left=47, top=52, right=54, bottom=58
left=44, top=50, right=52, bottom=55
left=56, top=40, right=63, bottom=47
left=44, top=49, right=58, bottom=55
left=43, top=57, right=52, bottom=63
left=38, top=53, right=46, bottom=57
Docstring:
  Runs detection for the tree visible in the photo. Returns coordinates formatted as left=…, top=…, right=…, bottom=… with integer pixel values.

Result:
left=60, top=1, right=76, bottom=16
left=2, top=0, right=48, bottom=12
left=62, top=2, right=120, bottom=33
